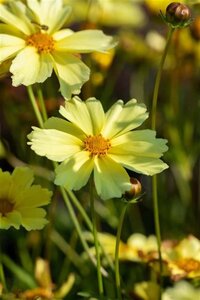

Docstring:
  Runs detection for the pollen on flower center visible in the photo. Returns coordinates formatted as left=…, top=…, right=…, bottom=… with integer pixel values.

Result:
left=0, top=198, right=14, bottom=216
left=177, top=258, right=200, bottom=273
left=83, top=134, right=111, bottom=156
left=26, top=33, right=54, bottom=53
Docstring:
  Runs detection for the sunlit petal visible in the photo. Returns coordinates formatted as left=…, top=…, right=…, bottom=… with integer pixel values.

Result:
left=102, top=99, right=148, bottom=139
left=52, top=52, right=90, bottom=99
left=59, top=97, right=93, bottom=135
left=94, top=156, right=131, bottom=200
left=55, top=151, right=94, bottom=190
left=28, top=127, right=82, bottom=162
left=0, top=34, right=25, bottom=63
left=55, top=29, right=116, bottom=53
left=10, top=47, right=53, bottom=86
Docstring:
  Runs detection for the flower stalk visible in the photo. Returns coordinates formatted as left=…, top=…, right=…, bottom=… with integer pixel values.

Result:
left=89, top=179, right=104, bottom=298
left=151, top=25, right=174, bottom=298
left=115, top=203, right=127, bottom=300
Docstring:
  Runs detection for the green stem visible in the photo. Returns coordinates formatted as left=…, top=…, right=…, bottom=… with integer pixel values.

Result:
left=151, top=27, right=174, bottom=131
left=0, top=263, right=7, bottom=292
left=37, top=86, right=48, bottom=122
left=90, top=179, right=104, bottom=298
left=68, top=189, right=114, bottom=270
left=115, top=204, right=127, bottom=300
left=151, top=27, right=174, bottom=297
left=27, top=85, right=44, bottom=128
left=61, top=186, right=108, bottom=278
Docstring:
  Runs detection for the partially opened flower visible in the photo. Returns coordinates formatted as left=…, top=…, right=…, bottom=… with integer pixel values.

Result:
left=0, top=167, right=52, bottom=230
left=28, top=97, right=168, bottom=200
left=0, top=0, right=115, bottom=98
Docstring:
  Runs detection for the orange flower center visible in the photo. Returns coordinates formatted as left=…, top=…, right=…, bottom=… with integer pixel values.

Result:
left=83, top=134, right=111, bottom=156
left=26, top=33, right=54, bottom=53
left=0, top=198, right=14, bottom=216
left=177, top=258, right=200, bottom=273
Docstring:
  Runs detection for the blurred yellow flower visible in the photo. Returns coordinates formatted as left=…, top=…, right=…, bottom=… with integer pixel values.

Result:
left=165, top=235, right=200, bottom=280
left=162, top=281, right=200, bottom=300
left=94, top=232, right=160, bottom=262
left=64, top=0, right=145, bottom=27
left=0, top=0, right=115, bottom=98
left=145, top=0, right=184, bottom=13
left=19, top=258, right=75, bottom=300
left=28, top=97, right=168, bottom=200
left=0, top=167, right=51, bottom=230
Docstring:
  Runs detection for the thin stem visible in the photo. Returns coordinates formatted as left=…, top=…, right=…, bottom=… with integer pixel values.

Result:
left=27, top=86, right=44, bottom=128
left=151, top=27, right=174, bottom=130
left=151, top=26, right=174, bottom=298
left=60, top=186, right=108, bottom=278
left=115, top=204, right=127, bottom=300
left=37, top=86, right=48, bottom=122
left=0, top=263, right=7, bottom=292
left=68, top=189, right=114, bottom=270
left=90, top=179, right=104, bottom=298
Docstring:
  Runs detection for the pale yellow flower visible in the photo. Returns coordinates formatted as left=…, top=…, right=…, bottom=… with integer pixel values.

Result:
left=165, top=235, right=200, bottom=280
left=28, top=97, right=168, bottom=200
left=0, top=167, right=52, bottom=230
left=64, top=0, right=145, bottom=27
left=0, top=0, right=115, bottom=98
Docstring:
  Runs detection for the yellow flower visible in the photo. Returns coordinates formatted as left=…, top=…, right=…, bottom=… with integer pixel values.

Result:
left=165, top=235, right=200, bottom=280
left=0, top=0, right=115, bottom=98
left=0, top=167, right=52, bottom=230
left=64, top=0, right=145, bottom=27
left=28, top=97, right=168, bottom=200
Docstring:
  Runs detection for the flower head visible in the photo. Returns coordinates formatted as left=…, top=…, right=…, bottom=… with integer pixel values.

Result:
left=162, top=2, right=192, bottom=28
left=0, top=167, right=52, bottom=230
left=28, top=97, right=168, bottom=200
left=0, top=0, right=115, bottom=98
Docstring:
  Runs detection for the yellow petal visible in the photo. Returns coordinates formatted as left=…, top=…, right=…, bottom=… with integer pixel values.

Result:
left=28, top=127, right=82, bottom=162
left=15, top=185, right=52, bottom=208
left=0, top=3, right=32, bottom=35
left=55, top=29, right=116, bottom=53
left=52, top=52, right=90, bottom=99
left=10, top=47, right=53, bottom=86
left=93, top=156, right=131, bottom=200
left=59, top=97, right=93, bottom=135
left=102, top=99, right=148, bottom=139
left=110, top=130, right=168, bottom=158
left=55, top=151, right=94, bottom=190
left=0, top=34, right=25, bottom=63
left=86, top=98, right=105, bottom=135
left=27, top=0, right=71, bottom=34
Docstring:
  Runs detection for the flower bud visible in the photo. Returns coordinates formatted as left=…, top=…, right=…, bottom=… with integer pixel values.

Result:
left=163, top=2, right=192, bottom=28
left=125, top=178, right=142, bottom=200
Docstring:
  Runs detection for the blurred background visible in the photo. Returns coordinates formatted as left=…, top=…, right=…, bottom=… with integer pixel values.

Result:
left=0, top=0, right=200, bottom=298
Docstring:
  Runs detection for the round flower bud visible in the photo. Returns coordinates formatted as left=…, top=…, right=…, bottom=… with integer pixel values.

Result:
left=165, top=2, right=192, bottom=27
left=125, top=178, right=142, bottom=200
left=190, top=17, right=200, bottom=41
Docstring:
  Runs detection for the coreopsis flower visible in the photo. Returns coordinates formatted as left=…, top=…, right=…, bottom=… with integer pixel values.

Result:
left=0, top=167, right=52, bottom=230
left=0, top=0, right=115, bottom=98
left=28, top=97, right=168, bottom=200
left=165, top=235, right=200, bottom=280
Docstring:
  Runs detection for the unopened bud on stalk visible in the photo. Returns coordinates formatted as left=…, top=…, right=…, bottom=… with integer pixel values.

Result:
left=125, top=178, right=142, bottom=200
left=161, top=2, right=192, bottom=28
